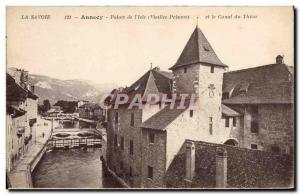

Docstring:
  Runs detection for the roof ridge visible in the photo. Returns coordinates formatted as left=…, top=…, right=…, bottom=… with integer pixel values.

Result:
left=225, top=63, right=283, bottom=74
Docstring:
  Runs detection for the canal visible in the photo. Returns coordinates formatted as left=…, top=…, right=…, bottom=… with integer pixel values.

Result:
left=32, top=120, right=123, bottom=189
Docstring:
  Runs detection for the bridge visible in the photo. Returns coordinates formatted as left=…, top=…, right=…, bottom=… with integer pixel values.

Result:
left=43, top=116, right=76, bottom=121
left=47, top=137, right=101, bottom=149
left=47, top=128, right=102, bottom=150
left=43, top=116, right=98, bottom=125
left=43, top=115, right=103, bottom=150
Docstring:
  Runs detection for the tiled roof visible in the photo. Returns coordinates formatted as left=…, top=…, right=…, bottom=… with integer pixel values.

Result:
left=222, top=63, right=294, bottom=104
left=169, top=26, right=227, bottom=70
left=221, top=104, right=241, bottom=117
left=7, top=73, right=28, bottom=102
left=141, top=104, right=241, bottom=130
left=140, top=106, right=187, bottom=130
left=165, top=139, right=293, bottom=188
left=110, top=68, right=173, bottom=104
left=126, top=68, right=173, bottom=97
left=7, top=73, right=38, bottom=101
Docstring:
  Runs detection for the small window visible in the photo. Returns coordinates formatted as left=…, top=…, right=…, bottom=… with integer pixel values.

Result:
left=225, top=117, right=230, bottom=127
left=190, top=110, right=193, bottom=118
left=233, top=117, right=236, bottom=127
left=251, top=144, right=258, bottom=150
left=121, top=136, right=124, bottom=150
left=193, top=81, right=199, bottom=93
left=251, top=121, right=259, bottom=133
left=148, top=166, right=153, bottom=179
left=115, top=112, right=118, bottom=124
left=203, top=45, right=210, bottom=51
left=211, top=65, right=214, bottom=73
left=209, top=117, right=213, bottom=135
left=130, top=140, right=133, bottom=155
left=130, top=112, right=134, bottom=126
left=209, top=124, right=213, bottom=135
left=184, top=67, right=187, bottom=73
left=149, top=132, right=155, bottom=144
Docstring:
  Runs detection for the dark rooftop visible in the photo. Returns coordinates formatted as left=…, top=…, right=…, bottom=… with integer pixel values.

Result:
left=141, top=105, right=187, bottom=130
left=169, top=26, right=227, bottom=70
left=222, top=63, right=293, bottom=104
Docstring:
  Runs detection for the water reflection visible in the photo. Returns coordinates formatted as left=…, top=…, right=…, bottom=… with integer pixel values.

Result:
left=32, top=148, right=123, bottom=188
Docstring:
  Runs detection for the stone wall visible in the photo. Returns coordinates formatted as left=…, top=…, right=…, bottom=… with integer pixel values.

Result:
left=173, top=64, right=199, bottom=94
left=141, top=129, right=166, bottom=188
left=165, top=140, right=293, bottom=188
left=242, top=104, right=293, bottom=153
left=106, top=106, right=143, bottom=187
left=165, top=104, right=242, bottom=169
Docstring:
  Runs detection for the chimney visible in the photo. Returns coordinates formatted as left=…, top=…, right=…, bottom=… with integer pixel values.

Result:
left=276, top=55, right=284, bottom=64
left=216, top=147, right=227, bottom=188
left=185, top=141, right=195, bottom=182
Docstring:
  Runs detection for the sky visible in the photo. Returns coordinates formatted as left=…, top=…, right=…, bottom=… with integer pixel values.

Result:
left=6, top=6, right=294, bottom=86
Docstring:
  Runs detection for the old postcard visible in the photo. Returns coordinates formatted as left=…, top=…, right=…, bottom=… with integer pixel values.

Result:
left=6, top=6, right=294, bottom=190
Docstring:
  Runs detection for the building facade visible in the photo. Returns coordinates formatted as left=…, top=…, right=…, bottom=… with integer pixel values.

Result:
left=78, top=102, right=103, bottom=121
left=106, top=26, right=294, bottom=188
left=106, top=68, right=173, bottom=187
left=6, top=70, right=39, bottom=172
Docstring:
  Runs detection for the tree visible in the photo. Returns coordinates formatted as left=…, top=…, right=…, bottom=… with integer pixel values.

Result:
left=43, top=99, right=51, bottom=112
left=54, top=100, right=78, bottom=113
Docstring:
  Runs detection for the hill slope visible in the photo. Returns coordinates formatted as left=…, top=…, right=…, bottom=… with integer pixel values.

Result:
left=29, top=74, right=117, bottom=104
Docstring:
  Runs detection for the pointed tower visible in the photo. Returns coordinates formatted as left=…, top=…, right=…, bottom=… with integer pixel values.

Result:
left=169, top=26, right=227, bottom=94
left=169, top=26, right=228, bottom=141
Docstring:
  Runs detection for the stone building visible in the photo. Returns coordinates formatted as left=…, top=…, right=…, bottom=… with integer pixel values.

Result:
left=222, top=56, right=294, bottom=153
left=78, top=102, right=103, bottom=121
left=6, top=72, right=39, bottom=172
left=106, top=26, right=294, bottom=188
left=7, top=68, right=38, bottom=148
left=6, top=105, right=27, bottom=172
left=106, top=67, right=173, bottom=187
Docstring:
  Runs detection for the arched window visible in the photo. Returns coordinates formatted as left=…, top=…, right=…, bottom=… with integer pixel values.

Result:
left=224, top=139, right=238, bottom=146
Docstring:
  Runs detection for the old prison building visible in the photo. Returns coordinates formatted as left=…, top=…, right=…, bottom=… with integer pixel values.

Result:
left=105, top=26, right=294, bottom=188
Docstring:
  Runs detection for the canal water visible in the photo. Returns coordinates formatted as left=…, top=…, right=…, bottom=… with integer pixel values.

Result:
left=32, top=120, right=123, bottom=189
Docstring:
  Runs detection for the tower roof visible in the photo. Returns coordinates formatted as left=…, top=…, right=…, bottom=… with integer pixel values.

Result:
left=169, top=26, right=227, bottom=70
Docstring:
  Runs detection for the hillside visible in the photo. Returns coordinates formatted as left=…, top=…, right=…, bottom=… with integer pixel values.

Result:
left=29, top=74, right=117, bottom=105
